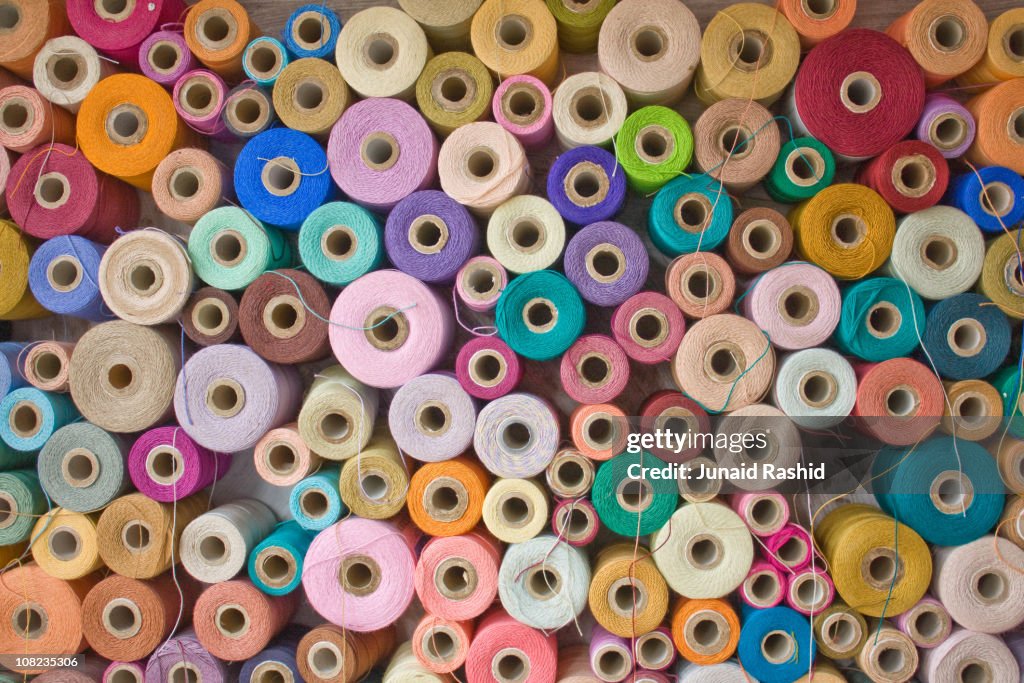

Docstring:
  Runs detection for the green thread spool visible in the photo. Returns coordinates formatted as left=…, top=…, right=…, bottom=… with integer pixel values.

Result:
left=0, top=470, right=47, bottom=545
left=615, top=105, right=694, bottom=195
left=592, top=451, right=678, bottom=537
left=764, top=136, right=836, bottom=203
left=496, top=270, right=586, bottom=361
left=299, top=202, right=383, bottom=286
left=545, top=0, right=616, bottom=53
left=188, top=206, right=293, bottom=291
left=415, top=51, right=494, bottom=136
left=993, top=365, right=1024, bottom=438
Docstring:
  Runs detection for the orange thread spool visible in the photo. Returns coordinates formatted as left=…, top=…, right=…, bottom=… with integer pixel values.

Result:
left=570, top=403, right=628, bottom=461
left=185, top=0, right=257, bottom=82
left=0, top=0, right=70, bottom=79
left=193, top=579, right=297, bottom=662
left=965, top=78, right=1024, bottom=176
left=407, top=456, right=491, bottom=537
left=778, top=0, right=856, bottom=49
left=670, top=597, right=741, bottom=665
left=297, top=624, right=396, bottom=682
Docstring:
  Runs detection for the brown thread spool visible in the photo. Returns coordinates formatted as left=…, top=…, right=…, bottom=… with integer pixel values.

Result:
left=239, top=269, right=331, bottom=364
left=224, top=86, right=273, bottom=137
left=727, top=208, right=794, bottom=275
left=545, top=449, right=594, bottom=498
left=182, top=287, right=240, bottom=347
left=297, top=624, right=396, bottom=683
left=942, top=380, right=1002, bottom=442
left=96, top=493, right=205, bottom=579
left=694, top=98, right=779, bottom=192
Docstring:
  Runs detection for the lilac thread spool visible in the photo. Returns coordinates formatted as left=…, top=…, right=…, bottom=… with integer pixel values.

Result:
left=385, top=190, right=479, bottom=284
left=563, top=221, right=649, bottom=307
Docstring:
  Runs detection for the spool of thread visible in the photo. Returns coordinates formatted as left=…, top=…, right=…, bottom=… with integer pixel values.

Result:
left=569, top=403, right=627, bottom=461
left=998, top=439, right=1024, bottom=494
left=182, top=287, right=241, bottom=347
left=0, top=220, right=45, bottom=320
left=23, top=340, right=73, bottom=392
left=933, top=535, right=1024, bottom=633
left=736, top=607, right=814, bottom=683
left=772, top=349, right=857, bottom=429
left=385, top=190, right=478, bottom=284
left=174, top=344, right=302, bottom=452
left=498, top=535, right=590, bottom=629
left=545, top=0, right=614, bottom=53
left=887, top=206, right=985, bottom=300
left=551, top=497, right=599, bottom=546
left=470, top=0, right=559, bottom=86
left=140, top=30, right=196, bottom=87
left=390, top=372, right=476, bottom=463
left=739, top=560, right=785, bottom=609
left=995, top=366, right=1024, bottom=438
left=588, top=543, right=669, bottom=637
left=298, top=625, right=396, bottom=683
left=649, top=175, right=733, bottom=256
left=152, top=148, right=229, bottom=225
left=0, top=386, right=78, bottom=452
left=193, top=580, right=296, bottom=661
left=415, top=52, right=492, bottom=136
left=812, top=602, right=866, bottom=659
left=272, top=58, right=349, bottom=139
left=145, top=630, right=228, bottom=683
left=181, top=499, right=276, bottom=583
left=778, top=0, right=856, bottom=48
left=0, top=564, right=95, bottom=673
left=945, top=166, right=1024, bottom=234
left=639, top=391, right=711, bottom=463
left=594, top=451, right=677, bottom=537
left=0, top=0, right=69, bottom=80
left=546, top=145, right=625, bottom=226
left=564, top=221, right=648, bottom=307
left=560, top=335, right=630, bottom=405
left=732, top=493, right=789, bottom=538
left=30, top=507, right=101, bottom=579
left=289, top=467, right=344, bottom=531
left=896, top=596, right=952, bottom=649
left=597, top=0, right=701, bottom=106
left=696, top=4, right=800, bottom=105
left=339, top=428, right=409, bottom=520
left=82, top=572, right=197, bottom=662
left=786, top=567, right=835, bottom=616
left=856, top=623, right=919, bottom=683
left=941, top=379, right=1002, bottom=442
left=665, top=253, right=736, bottom=320
left=38, top=422, right=128, bottom=512
left=546, top=448, right=595, bottom=499
left=615, top=105, right=693, bottom=194
left=589, top=626, right=632, bottom=683
left=7, top=143, right=139, bottom=244
left=302, top=517, right=416, bottom=631
left=415, top=533, right=500, bottom=621
left=792, top=29, right=925, bottom=160
left=297, top=365, right=378, bottom=461
left=611, top=292, right=685, bottom=365
left=67, top=0, right=183, bottom=65
left=284, top=5, right=340, bottom=60
left=32, top=36, right=111, bottom=113
left=225, top=84, right=276, bottom=138
left=924, top=293, right=1010, bottom=379
left=96, top=492, right=205, bottom=578
left=634, top=630, right=676, bottom=673
left=176, top=203, right=263, bottom=289
left=856, top=139, right=949, bottom=214
left=240, top=631, right=304, bottom=683
left=0, top=85, right=75, bottom=152
left=439, top=121, right=530, bottom=217
left=299, top=201, right=382, bottom=286
left=916, top=94, right=976, bottom=159
left=887, top=0, right=987, bottom=86
left=337, top=6, right=430, bottom=100
left=677, top=661, right=751, bottom=683
left=853, top=357, right=943, bottom=445
left=184, top=0, right=255, bottom=81
left=0, top=342, right=27, bottom=397
left=78, top=73, right=194, bottom=190
left=816, top=504, right=931, bottom=617
left=98, top=229, right=193, bottom=325
left=256, top=423, right=319, bottom=489
left=248, top=520, right=314, bottom=596
left=235, top=128, right=331, bottom=230
left=456, top=256, right=509, bottom=312
left=790, top=183, right=896, bottom=279
left=328, top=97, right=438, bottom=212
left=398, top=0, right=482, bottom=52
left=495, top=270, right=585, bottom=361
left=672, top=314, right=775, bottom=413
left=238, top=268, right=331, bottom=364
left=173, top=69, right=227, bottom=137
left=0, top=470, right=45, bottom=544
left=834, top=276, right=926, bottom=362
left=242, top=37, right=287, bottom=86
left=764, top=138, right=836, bottom=205
left=980, top=230, right=1024, bottom=320
left=921, top=629, right=1019, bottom=682
left=465, top=610, right=558, bottom=683
left=474, top=392, right=559, bottom=477
left=413, top=616, right=473, bottom=674
left=713, top=405, right=802, bottom=493
left=1001, top=496, right=1024, bottom=549
left=552, top=71, right=627, bottom=149
left=329, top=270, right=453, bottom=388
left=670, top=598, right=741, bottom=666
left=455, top=337, right=522, bottom=400
left=959, top=8, right=1024, bottom=85
left=104, top=661, right=146, bottom=683
left=492, top=75, right=554, bottom=149
left=129, top=426, right=228, bottom=503
left=481, top=477, right=549, bottom=543
left=486, top=195, right=565, bottom=274
left=742, top=262, right=840, bottom=351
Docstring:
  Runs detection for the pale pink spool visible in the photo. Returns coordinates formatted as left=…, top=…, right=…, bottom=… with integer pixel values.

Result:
left=610, top=291, right=685, bottom=364
left=252, top=422, right=321, bottom=487
left=765, top=523, right=814, bottom=572
left=785, top=567, right=835, bottom=616
left=0, top=147, right=11, bottom=216
left=896, top=596, right=953, bottom=648
left=730, top=492, right=790, bottom=537
left=741, top=262, right=841, bottom=351
left=455, top=255, right=508, bottom=312
left=465, top=610, right=558, bottom=683
left=739, top=559, right=786, bottom=609
left=412, top=615, right=473, bottom=674
left=492, top=75, right=554, bottom=150
left=173, top=69, right=228, bottom=138
left=559, top=334, right=630, bottom=404
left=414, top=533, right=501, bottom=621
left=104, top=661, right=145, bottom=683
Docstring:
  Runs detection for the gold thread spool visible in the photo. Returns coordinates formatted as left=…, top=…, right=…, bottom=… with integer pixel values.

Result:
left=979, top=230, right=1024, bottom=320
left=338, top=427, right=408, bottom=520
left=471, top=0, right=560, bottom=86
left=96, top=493, right=206, bottom=579
left=813, top=602, right=866, bottom=659
left=588, top=543, right=669, bottom=637
left=30, top=508, right=102, bottom=580
left=416, top=51, right=493, bottom=136
left=273, top=58, right=350, bottom=139
left=959, top=8, right=1024, bottom=85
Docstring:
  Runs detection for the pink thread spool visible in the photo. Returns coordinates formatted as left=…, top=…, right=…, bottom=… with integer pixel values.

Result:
left=731, top=493, right=790, bottom=537
left=492, top=75, right=554, bottom=150
left=68, top=0, right=187, bottom=66
left=739, top=560, right=786, bottom=609
left=455, top=337, right=522, bottom=400
left=128, top=426, right=230, bottom=502
left=465, top=610, right=558, bottom=683
left=559, top=334, right=630, bottom=404
left=414, top=533, right=501, bottom=622
left=766, top=523, right=815, bottom=572
left=740, top=262, right=841, bottom=351
left=173, top=69, right=229, bottom=138
left=611, top=291, right=685, bottom=364
left=455, top=255, right=507, bottom=312
left=412, top=615, right=473, bottom=674
left=551, top=498, right=600, bottom=547
left=140, top=31, right=197, bottom=87
left=785, top=566, right=836, bottom=616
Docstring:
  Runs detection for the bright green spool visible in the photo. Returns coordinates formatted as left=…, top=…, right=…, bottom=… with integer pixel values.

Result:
left=592, top=451, right=678, bottom=537
left=545, top=0, right=616, bottom=53
left=496, top=270, right=586, bottom=361
left=298, top=202, right=383, bottom=286
left=993, top=365, right=1024, bottom=438
left=615, top=106, right=694, bottom=194
left=0, top=470, right=47, bottom=545
left=188, top=206, right=293, bottom=291
left=764, top=136, right=836, bottom=203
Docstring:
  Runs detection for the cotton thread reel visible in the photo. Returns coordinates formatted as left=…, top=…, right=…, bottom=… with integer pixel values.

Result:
left=386, top=190, right=479, bottom=284
left=140, top=30, right=196, bottom=87
left=242, top=37, right=288, bottom=86
left=546, top=448, right=595, bottom=499
left=0, top=0, right=69, bottom=80
left=482, top=477, right=549, bottom=543
left=565, top=221, right=648, bottom=307
left=415, top=533, right=501, bottom=621
left=941, top=379, right=1003, bottom=442
left=152, top=148, right=230, bottom=225
left=980, top=230, right=1024, bottom=320
left=855, top=623, right=919, bottom=683
left=329, top=269, right=454, bottom=389
left=66, top=0, right=183, bottom=65
left=764, top=138, right=836, bottom=204
left=736, top=607, right=815, bottom=683
left=922, top=631, right=1018, bottom=682
left=560, top=335, right=630, bottom=405
left=128, top=426, right=228, bottom=503
left=772, top=349, right=856, bottom=429
left=887, top=0, right=987, bottom=86
left=695, top=4, right=800, bottom=106
left=339, top=429, right=409, bottom=520
left=792, top=29, right=925, bottom=160
left=455, top=256, right=508, bottom=315
left=732, top=493, right=790, bottom=539
left=670, top=598, right=741, bottom=665
left=713, top=405, right=802, bottom=494
left=547, top=145, right=626, bottom=226
left=412, top=615, right=473, bottom=674
left=812, top=602, right=866, bottom=659
left=588, top=544, right=669, bottom=637
left=193, top=580, right=296, bottom=661
left=470, top=0, right=559, bottom=86
left=486, top=195, right=565, bottom=274
left=611, top=292, right=685, bottom=365
left=97, top=229, right=193, bottom=326
left=23, top=340, right=73, bottom=393
left=0, top=470, right=45, bottom=545
left=104, top=661, right=147, bottom=683
left=399, top=0, right=482, bottom=52
left=184, top=0, right=255, bottom=80
left=924, top=293, right=1010, bottom=380
left=145, top=630, right=228, bottom=683
left=173, top=69, right=227, bottom=138
left=183, top=288, right=241, bottom=347
left=854, top=357, right=944, bottom=446
left=240, top=631, right=304, bottom=683
left=222, top=86, right=275, bottom=139
left=615, top=106, right=693, bottom=195
left=390, top=373, right=476, bottom=464
left=593, top=451, right=677, bottom=537
left=174, top=344, right=302, bottom=453
left=337, top=6, right=430, bottom=100
left=551, top=71, right=628, bottom=149
left=790, top=183, right=896, bottom=280
left=297, top=625, right=396, bottom=683
left=568, top=403, right=627, bottom=461
left=946, top=166, right=1024, bottom=234
left=29, top=508, right=102, bottom=580
left=254, top=424, right=320, bottom=487
left=239, top=269, right=331, bottom=364
left=786, top=567, right=836, bottom=616
left=468, top=610, right=558, bottom=683
left=329, top=97, right=438, bottom=212
left=299, top=201, right=383, bottom=287
left=96, top=492, right=205, bottom=579
left=496, top=270, right=586, bottom=361
left=649, top=175, right=733, bottom=257
left=474, top=393, right=559, bottom=477
left=834, top=277, right=926, bottom=362
left=551, top=498, right=600, bottom=547
left=739, top=560, right=786, bottom=610
left=916, top=94, right=976, bottom=159
left=778, top=0, right=856, bottom=48
left=639, top=392, right=712, bottom=464
left=857, top=139, right=949, bottom=214
left=78, top=73, right=194, bottom=190
left=933, top=535, right=1024, bottom=633
left=492, top=75, right=554, bottom=149
left=666, top=253, right=736, bottom=322
left=498, top=535, right=590, bottom=630
left=0, top=85, right=76, bottom=152
left=742, top=262, right=840, bottom=351
left=959, top=8, right=1024, bottom=85
left=455, top=337, right=522, bottom=401
left=588, top=627, right=633, bottom=683
left=289, top=467, right=344, bottom=532
left=181, top=499, right=276, bottom=584
left=38, top=422, right=128, bottom=513
left=897, top=597, right=952, bottom=649
left=248, top=521, right=314, bottom=596
left=0, top=221, right=46, bottom=321
left=438, top=121, right=530, bottom=217
left=416, top=52, right=493, bottom=137
left=32, top=36, right=111, bottom=113
left=302, top=517, right=417, bottom=632
left=887, top=206, right=985, bottom=300
left=284, top=4, right=340, bottom=60
left=272, top=58, right=350, bottom=139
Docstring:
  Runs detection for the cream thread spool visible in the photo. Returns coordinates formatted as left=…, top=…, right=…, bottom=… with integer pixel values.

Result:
left=33, top=36, right=110, bottom=113
left=438, top=121, right=530, bottom=217
left=552, top=72, right=627, bottom=149
left=336, top=6, right=431, bottom=101
left=487, top=195, right=565, bottom=273
left=482, top=478, right=548, bottom=544
left=98, top=229, right=194, bottom=326
left=545, top=449, right=594, bottom=499
left=678, top=456, right=722, bottom=503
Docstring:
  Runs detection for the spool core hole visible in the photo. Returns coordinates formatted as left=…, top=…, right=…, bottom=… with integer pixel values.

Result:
left=640, top=129, right=668, bottom=158
left=301, top=490, right=330, bottom=520
left=976, top=571, right=1005, bottom=600
left=511, top=221, right=541, bottom=249
left=587, top=416, right=613, bottom=445
left=150, top=42, right=180, bottom=71
left=1009, top=29, right=1024, bottom=60
left=749, top=573, right=778, bottom=602
left=869, top=554, right=896, bottom=583
left=503, top=421, right=532, bottom=450
left=213, top=233, right=243, bottom=264
left=170, top=666, right=199, bottom=683
left=924, top=238, right=955, bottom=268
left=430, top=486, right=460, bottom=513
left=678, top=198, right=708, bottom=228
left=826, top=617, right=857, bottom=648
left=572, top=171, right=600, bottom=198
left=960, top=663, right=987, bottom=683
left=580, top=355, right=610, bottom=384
left=633, top=313, right=663, bottom=342
left=38, top=176, right=67, bottom=205
left=260, top=553, right=291, bottom=584
left=634, top=29, right=664, bottom=58
left=364, top=137, right=395, bottom=167
left=468, top=149, right=496, bottom=178
left=123, top=521, right=150, bottom=551
left=310, top=645, right=339, bottom=678
left=248, top=44, right=279, bottom=75
left=508, top=90, right=537, bottom=117
left=50, top=259, right=80, bottom=289
left=878, top=648, right=906, bottom=675
left=440, top=564, right=469, bottom=593
left=65, top=453, right=95, bottom=484
left=981, top=182, right=1013, bottom=216
left=899, top=161, right=929, bottom=192
left=795, top=576, right=825, bottom=606
left=914, top=610, right=942, bottom=639
left=425, top=630, right=456, bottom=660
left=612, top=583, right=639, bottom=612
left=496, top=652, right=528, bottom=681
left=112, top=110, right=140, bottom=139
left=295, top=82, right=324, bottom=110
left=721, top=126, right=751, bottom=157
left=777, top=536, right=806, bottom=565
left=324, top=228, right=353, bottom=259
left=597, top=650, right=629, bottom=680
left=932, top=17, right=966, bottom=51
left=886, top=388, right=917, bottom=416
left=217, top=606, right=247, bottom=636
left=467, top=269, right=496, bottom=295
left=709, top=348, right=739, bottom=379
left=265, top=443, right=298, bottom=475
left=833, top=216, right=865, bottom=246
left=417, top=404, right=448, bottom=433
left=563, top=506, right=590, bottom=536
left=48, top=528, right=80, bottom=561
left=360, top=474, right=388, bottom=500
left=846, top=78, right=877, bottom=108
left=369, top=315, right=399, bottom=344
left=10, top=404, right=38, bottom=437
left=574, top=93, right=604, bottom=123
left=32, top=352, right=62, bottom=381
left=750, top=498, right=781, bottom=529
left=868, top=305, right=899, bottom=336
left=343, top=561, right=373, bottom=591
left=498, top=16, right=528, bottom=47
left=129, top=264, right=158, bottom=294
left=782, top=290, right=812, bottom=321
left=762, top=632, right=795, bottom=665
left=210, top=383, right=240, bottom=413
left=500, top=495, right=530, bottom=525
left=951, top=320, right=983, bottom=354
left=297, top=16, right=324, bottom=45
left=556, top=460, right=585, bottom=488
left=690, top=538, right=720, bottom=567
left=108, top=670, right=141, bottom=683
left=802, top=374, right=833, bottom=405
left=269, top=302, right=299, bottom=331
left=440, top=76, right=468, bottom=103
left=413, top=220, right=444, bottom=250
left=525, top=300, right=554, bottom=328
left=1, top=102, right=27, bottom=130
left=265, top=162, right=297, bottom=194
left=693, top=618, right=722, bottom=647
left=184, top=81, right=214, bottom=112
left=791, top=154, right=816, bottom=180
left=934, top=116, right=964, bottom=146
left=734, top=31, right=766, bottom=67
left=803, top=0, right=837, bottom=18
left=195, top=301, right=224, bottom=332
left=639, top=635, right=671, bottom=665
left=319, top=412, right=350, bottom=442
left=199, top=535, right=227, bottom=564
left=0, top=4, right=18, bottom=30
left=149, top=448, right=180, bottom=482
left=528, top=568, right=560, bottom=598
left=13, top=606, right=43, bottom=639
left=172, top=170, right=200, bottom=198
left=591, top=249, right=621, bottom=278
left=472, top=352, right=502, bottom=383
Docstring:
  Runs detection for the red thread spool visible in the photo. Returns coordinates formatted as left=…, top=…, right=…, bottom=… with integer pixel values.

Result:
left=640, top=390, right=711, bottom=463
left=856, top=140, right=948, bottom=214
left=559, top=334, right=630, bottom=405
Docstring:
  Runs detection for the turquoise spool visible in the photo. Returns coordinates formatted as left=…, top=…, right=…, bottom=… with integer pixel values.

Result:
left=0, top=387, right=79, bottom=453
left=834, top=277, right=926, bottom=362
left=298, top=202, right=383, bottom=286
left=496, top=270, right=586, bottom=361
left=248, top=520, right=315, bottom=595
left=648, top=174, right=732, bottom=256
left=188, top=206, right=293, bottom=291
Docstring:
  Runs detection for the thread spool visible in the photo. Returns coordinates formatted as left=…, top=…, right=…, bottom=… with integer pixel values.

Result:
left=189, top=206, right=293, bottom=291
left=439, top=121, right=530, bottom=217
left=181, top=499, right=277, bottom=584
left=857, top=139, right=948, bottom=214
left=284, top=5, right=340, bottom=60
left=96, top=492, right=205, bottom=578
left=946, top=166, right=1024, bottom=234
left=221, top=84, right=278, bottom=142
left=593, top=451, right=677, bottom=537
left=272, top=58, right=349, bottom=139
left=152, top=148, right=229, bottom=225
left=0, top=470, right=45, bottom=545
left=475, top=393, right=560, bottom=478
left=980, top=230, right=1024, bottom=320
left=921, top=629, right=1019, bottom=682
left=547, top=145, right=626, bottom=226
left=295, top=365, right=377, bottom=463
left=897, top=597, right=952, bottom=649
left=762, top=523, right=814, bottom=573
left=742, top=262, right=840, bottom=350
left=998, top=439, right=1024, bottom=495
left=248, top=521, right=314, bottom=596
left=552, top=71, right=627, bottom=149
left=588, top=544, right=669, bottom=637
left=916, top=94, right=976, bottom=159
left=941, top=379, right=1002, bottom=442
left=239, top=269, right=331, bottom=364
left=670, top=598, right=741, bottom=666
left=242, top=37, right=287, bottom=86
left=104, top=661, right=146, bottom=683
left=615, top=105, right=693, bottom=194
left=772, top=349, right=857, bottom=429
left=664, top=253, right=735, bottom=321
left=98, top=229, right=193, bottom=325
left=551, top=498, right=599, bottom=546
left=634, top=629, right=676, bottom=673
left=27, top=236, right=108, bottom=321
left=854, top=357, right=944, bottom=445
left=466, top=610, right=557, bottom=683
left=546, top=0, right=614, bottom=53
left=297, top=625, right=396, bottom=683
left=639, top=392, right=711, bottom=464
left=856, top=623, right=918, bottom=683
left=182, top=288, right=240, bottom=348
left=924, top=293, right=1010, bottom=379
left=731, top=493, right=789, bottom=538
left=764, top=138, right=836, bottom=204
left=386, top=190, right=479, bottom=284
left=470, top=0, right=559, bottom=86
left=739, top=560, right=785, bottom=609
left=193, top=580, right=296, bottom=662
left=329, top=97, right=438, bottom=212
left=455, top=337, right=522, bottom=401
left=559, top=335, right=630, bottom=405
left=386, top=640, right=453, bottom=682
left=736, top=607, right=814, bottom=682
left=0, top=85, right=75, bottom=152
left=546, top=449, right=595, bottom=499
left=398, top=0, right=482, bottom=52
left=492, top=74, right=554, bottom=149
left=696, top=4, right=800, bottom=105
left=597, top=0, right=701, bottom=106
left=786, top=567, right=835, bottom=616
left=173, top=69, right=227, bottom=138
left=390, top=372, right=477, bottom=464
left=481, top=477, right=549, bottom=544
left=32, top=36, right=111, bottom=113
left=145, top=630, right=228, bottom=683
left=887, top=206, right=985, bottom=300
left=779, top=0, right=856, bottom=48
left=792, top=29, right=925, bottom=159
left=299, top=201, right=383, bottom=287
left=959, top=8, right=1024, bottom=85
left=677, top=662, right=750, bottom=683
left=38, top=422, right=128, bottom=513
left=933, top=535, right=1024, bottom=633
left=564, top=221, right=649, bottom=307
left=128, top=426, right=229, bottom=503
left=413, top=616, right=472, bottom=674
left=415, top=533, right=501, bottom=621
left=0, top=0, right=69, bottom=80
left=713, top=405, right=802, bottom=493
left=240, top=630, right=304, bottom=683
left=0, top=342, right=26, bottom=397
left=339, top=429, right=409, bottom=520
left=184, top=0, right=255, bottom=81
left=569, top=403, right=628, bottom=461
left=23, top=340, right=72, bottom=393
left=140, top=30, right=195, bottom=87
left=0, top=220, right=46, bottom=320
left=289, top=468, right=344, bottom=532
left=649, top=176, right=733, bottom=257
left=486, top=195, right=565, bottom=274
left=174, top=344, right=302, bottom=452
left=589, top=626, right=633, bottom=683
left=610, top=292, right=685, bottom=366
left=66, top=0, right=183, bottom=65
left=29, top=508, right=101, bottom=579
left=498, top=535, right=590, bottom=629
left=834, top=277, right=926, bottom=362
left=302, top=517, right=417, bottom=632
left=416, top=51, right=492, bottom=137
left=455, top=256, right=508, bottom=314
left=812, top=602, right=866, bottom=659
left=0, top=385, right=77, bottom=452
left=887, top=0, right=987, bottom=86
left=495, top=270, right=586, bottom=361
left=336, top=6, right=430, bottom=100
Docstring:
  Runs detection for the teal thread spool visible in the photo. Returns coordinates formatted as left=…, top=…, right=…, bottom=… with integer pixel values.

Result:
left=189, top=206, right=293, bottom=291
left=615, top=106, right=694, bottom=195
left=648, top=174, right=732, bottom=256
left=592, top=451, right=678, bottom=537
left=298, top=202, right=383, bottom=286
left=37, top=423, right=129, bottom=513
left=496, top=270, right=586, bottom=361
left=993, top=365, right=1024, bottom=438
left=0, top=387, right=79, bottom=453
left=834, top=277, right=926, bottom=362
left=0, top=470, right=47, bottom=545
left=764, top=136, right=836, bottom=203
left=289, top=466, right=345, bottom=531
left=248, top=520, right=315, bottom=595
left=0, top=440, right=33, bottom=471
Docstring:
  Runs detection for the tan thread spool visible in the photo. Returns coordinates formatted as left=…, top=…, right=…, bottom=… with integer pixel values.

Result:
left=438, top=121, right=531, bottom=217
left=666, top=252, right=737, bottom=319
left=588, top=543, right=669, bottom=638
left=694, top=98, right=780, bottom=192
left=98, top=229, right=194, bottom=326
left=152, top=148, right=227, bottom=225
left=398, top=0, right=483, bottom=52
left=24, top=341, right=73, bottom=393
left=32, top=35, right=112, bottom=113
left=224, top=85, right=273, bottom=138
left=887, top=0, right=987, bottom=87
left=273, top=58, right=350, bottom=139
left=545, top=448, right=595, bottom=499
left=856, top=623, right=919, bottom=683
left=96, top=493, right=206, bottom=579
left=0, top=0, right=70, bottom=80
left=0, top=84, right=76, bottom=152
left=339, top=427, right=409, bottom=520
left=297, top=365, right=379, bottom=461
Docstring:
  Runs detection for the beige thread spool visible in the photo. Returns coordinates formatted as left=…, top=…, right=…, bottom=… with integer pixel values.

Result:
left=545, top=449, right=595, bottom=499
left=551, top=72, right=627, bottom=149
left=24, top=341, right=73, bottom=393
left=694, top=98, right=780, bottom=192
left=224, top=86, right=273, bottom=138
left=481, top=477, right=548, bottom=544
left=336, top=6, right=431, bottom=100
left=98, top=229, right=194, bottom=326
left=273, top=57, right=350, bottom=139
left=33, top=35, right=111, bottom=113
left=398, top=0, right=483, bottom=52
left=152, top=148, right=227, bottom=225
left=438, top=121, right=530, bottom=216
left=486, top=195, right=565, bottom=274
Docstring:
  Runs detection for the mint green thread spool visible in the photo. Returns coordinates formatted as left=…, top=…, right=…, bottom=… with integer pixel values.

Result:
left=764, top=136, right=835, bottom=203
left=615, top=106, right=694, bottom=195
left=299, top=202, right=383, bottom=286
left=0, top=470, right=47, bottom=545
left=189, top=206, right=293, bottom=291
left=545, top=0, right=616, bottom=53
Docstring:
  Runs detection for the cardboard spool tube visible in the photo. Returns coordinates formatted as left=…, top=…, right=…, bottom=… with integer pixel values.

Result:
left=615, top=477, right=653, bottom=514
left=148, top=39, right=184, bottom=76
left=761, top=630, right=797, bottom=665
left=47, top=525, right=82, bottom=562
left=8, top=400, right=41, bottom=438
left=799, top=370, right=839, bottom=409
left=820, top=610, right=862, bottom=656
left=927, top=112, right=968, bottom=151
left=0, top=96, right=33, bottom=136
left=492, top=646, right=532, bottom=683
left=704, top=341, right=746, bottom=384
left=774, top=534, right=808, bottom=568
left=582, top=410, right=618, bottom=451
left=464, top=145, right=498, bottom=181
left=205, top=377, right=246, bottom=418
left=523, top=564, right=562, bottom=601
left=360, top=131, right=400, bottom=172
left=680, top=456, right=721, bottom=502
left=608, top=576, right=648, bottom=618
left=106, top=663, right=144, bottom=683
left=306, top=639, right=344, bottom=680
left=495, top=13, right=533, bottom=51
left=251, top=661, right=294, bottom=683
left=210, top=229, right=248, bottom=267
left=102, top=597, right=143, bottom=639
left=635, top=124, right=675, bottom=165
left=434, top=556, right=479, bottom=601
left=785, top=147, right=825, bottom=188
left=244, top=41, right=284, bottom=81
left=546, top=450, right=594, bottom=498
left=339, top=554, right=381, bottom=597
left=891, top=154, right=936, bottom=199
left=0, top=492, right=17, bottom=530
left=169, top=166, right=202, bottom=201
left=145, top=445, right=184, bottom=486
left=507, top=218, right=546, bottom=255
left=363, top=306, right=409, bottom=351
left=106, top=103, right=149, bottom=146
left=420, top=624, right=462, bottom=665
left=674, top=193, right=712, bottom=233
left=495, top=490, right=535, bottom=530
left=778, top=285, right=819, bottom=327
left=865, top=301, right=902, bottom=340
left=789, top=572, right=829, bottom=612
left=254, top=546, right=297, bottom=590
left=468, top=349, right=507, bottom=388
left=225, top=88, right=272, bottom=135
left=191, top=296, right=230, bottom=337
left=563, top=161, right=609, bottom=208
left=585, top=244, right=626, bottom=284
left=980, top=181, right=1014, bottom=218
left=261, top=157, right=302, bottom=198
left=862, top=547, right=903, bottom=591
left=568, top=85, right=607, bottom=130
left=362, top=31, right=399, bottom=70
left=47, top=255, right=84, bottom=293
left=920, top=235, right=957, bottom=272
left=840, top=71, right=882, bottom=115
left=415, top=401, right=452, bottom=437
left=884, top=385, right=920, bottom=417
left=576, top=351, right=612, bottom=389
left=947, top=317, right=986, bottom=357
left=501, top=82, right=544, bottom=127
left=291, top=10, right=333, bottom=52
left=196, top=7, right=239, bottom=51
left=320, top=225, right=357, bottom=262
left=630, top=25, right=668, bottom=62
left=743, top=568, right=783, bottom=607
left=717, top=123, right=754, bottom=158
left=460, top=260, right=502, bottom=301
left=11, top=601, right=48, bottom=640
left=554, top=502, right=596, bottom=542
left=408, top=214, right=450, bottom=255
left=685, top=609, right=730, bottom=656
left=262, top=294, right=306, bottom=340
left=34, top=172, right=71, bottom=210
left=179, top=75, right=218, bottom=117
left=930, top=470, right=975, bottom=515
left=432, top=68, right=476, bottom=113
left=629, top=307, right=669, bottom=348
left=62, top=448, right=100, bottom=488
left=745, top=495, right=786, bottom=534
left=830, top=213, right=867, bottom=249
left=902, top=602, right=950, bottom=646
left=686, top=534, right=724, bottom=570
left=635, top=629, right=674, bottom=670
left=591, top=643, right=630, bottom=682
